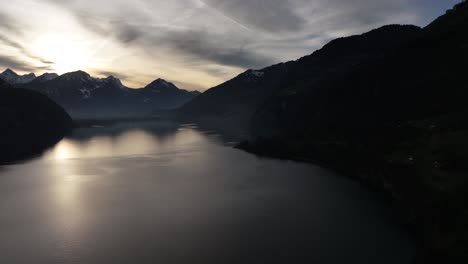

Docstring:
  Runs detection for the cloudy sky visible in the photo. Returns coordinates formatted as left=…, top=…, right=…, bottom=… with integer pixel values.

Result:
left=0, top=0, right=459, bottom=90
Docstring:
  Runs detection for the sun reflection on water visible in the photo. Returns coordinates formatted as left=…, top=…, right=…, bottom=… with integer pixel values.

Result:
left=45, top=127, right=206, bottom=161
left=53, top=140, right=77, bottom=160
left=45, top=131, right=158, bottom=161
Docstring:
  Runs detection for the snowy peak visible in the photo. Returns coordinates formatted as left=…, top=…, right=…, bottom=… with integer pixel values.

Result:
left=0, top=69, right=36, bottom=84
left=12, top=69, right=200, bottom=117
left=103, top=76, right=128, bottom=91
left=241, top=69, right=265, bottom=83
left=2, top=69, right=18, bottom=77
left=0, top=69, right=19, bottom=83
left=57, top=72, right=128, bottom=92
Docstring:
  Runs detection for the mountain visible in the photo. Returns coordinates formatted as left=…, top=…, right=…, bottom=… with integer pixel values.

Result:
left=0, top=69, right=58, bottom=85
left=0, top=78, right=72, bottom=162
left=16, top=71, right=198, bottom=118
left=179, top=63, right=295, bottom=132
left=31, top=72, right=59, bottom=83
left=25, top=70, right=131, bottom=105
left=135, top=79, right=201, bottom=110
left=250, top=24, right=425, bottom=139
left=0, top=69, right=36, bottom=84
left=251, top=7, right=467, bottom=144
left=181, top=3, right=468, bottom=262
left=179, top=24, right=421, bottom=132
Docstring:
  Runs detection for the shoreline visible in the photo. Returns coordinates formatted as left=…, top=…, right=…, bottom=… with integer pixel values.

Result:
left=235, top=138, right=466, bottom=263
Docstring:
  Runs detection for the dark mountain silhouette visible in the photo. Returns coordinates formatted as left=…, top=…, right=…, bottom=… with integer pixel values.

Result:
left=178, top=25, right=422, bottom=131
left=179, top=63, right=295, bottom=131
left=135, top=78, right=201, bottom=110
left=24, top=70, right=132, bottom=109
left=31, top=72, right=59, bottom=83
left=0, top=69, right=36, bottom=84
left=0, top=78, right=72, bottom=162
left=11, top=70, right=199, bottom=118
left=250, top=5, right=468, bottom=150
left=180, top=3, right=468, bottom=262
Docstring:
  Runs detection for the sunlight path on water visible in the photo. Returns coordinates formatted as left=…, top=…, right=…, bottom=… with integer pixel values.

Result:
left=0, top=121, right=415, bottom=264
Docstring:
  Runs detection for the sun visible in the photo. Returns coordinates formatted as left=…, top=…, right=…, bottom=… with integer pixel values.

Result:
left=35, top=35, right=93, bottom=74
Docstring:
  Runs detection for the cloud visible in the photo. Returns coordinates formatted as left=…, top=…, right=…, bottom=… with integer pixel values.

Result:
left=0, top=35, right=54, bottom=66
left=45, top=0, right=430, bottom=69
left=1, top=0, right=458, bottom=88
left=111, top=26, right=276, bottom=69
left=154, top=29, right=277, bottom=69
left=0, top=55, right=38, bottom=72
left=172, top=80, right=206, bottom=91
left=200, top=0, right=306, bottom=32
left=49, top=7, right=275, bottom=69
left=113, top=21, right=144, bottom=44
left=0, top=12, right=21, bottom=34
left=96, top=70, right=129, bottom=81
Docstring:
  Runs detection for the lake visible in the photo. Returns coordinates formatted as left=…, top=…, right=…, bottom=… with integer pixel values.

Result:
left=0, top=121, right=414, bottom=264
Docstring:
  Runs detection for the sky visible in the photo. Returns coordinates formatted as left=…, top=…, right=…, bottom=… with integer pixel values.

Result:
left=0, top=0, right=460, bottom=90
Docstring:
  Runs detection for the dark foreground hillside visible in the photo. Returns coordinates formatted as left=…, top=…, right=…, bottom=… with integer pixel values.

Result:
left=0, top=79, right=72, bottom=162
left=181, top=2, right=468, bottom=263
left=239, top=3, right=468, bottom=263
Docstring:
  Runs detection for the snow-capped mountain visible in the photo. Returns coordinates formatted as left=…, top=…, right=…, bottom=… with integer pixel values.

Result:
left=0, top=69, right=36, bottom=84
left=14, top=70, right=199, bottom=118
left=23, top=71, right=129, bottom=102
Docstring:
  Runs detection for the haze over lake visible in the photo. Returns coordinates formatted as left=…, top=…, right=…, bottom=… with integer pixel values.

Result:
left=0, top=121, right=414, bottom=264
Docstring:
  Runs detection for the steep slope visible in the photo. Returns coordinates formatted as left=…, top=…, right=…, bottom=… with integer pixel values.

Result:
left=178, top=62, right=295, bottom=131
left=251, top=25, right=428, bottom=139
left=251, top=6, right=467, bottom=146
left=0, top=79, right=72, bottom=162
left=179, top=25, right=421, bottom=132
left=239, top=3, right=468, bottom=262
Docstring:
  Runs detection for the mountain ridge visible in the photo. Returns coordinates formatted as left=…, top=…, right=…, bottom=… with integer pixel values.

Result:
left=0, top=69, right=37, bottom=84
left=178, top=24, right=423, bottom=132
left=2, top=69, right=200, bottom=118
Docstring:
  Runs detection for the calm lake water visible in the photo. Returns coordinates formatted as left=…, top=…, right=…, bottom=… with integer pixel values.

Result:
left=0, top=121, right=414, bottom=264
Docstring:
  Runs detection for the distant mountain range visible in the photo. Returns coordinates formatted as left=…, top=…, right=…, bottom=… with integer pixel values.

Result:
left=0, top=69, right=200, bottom=118
left=0, top=69, right=37, bottom=84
